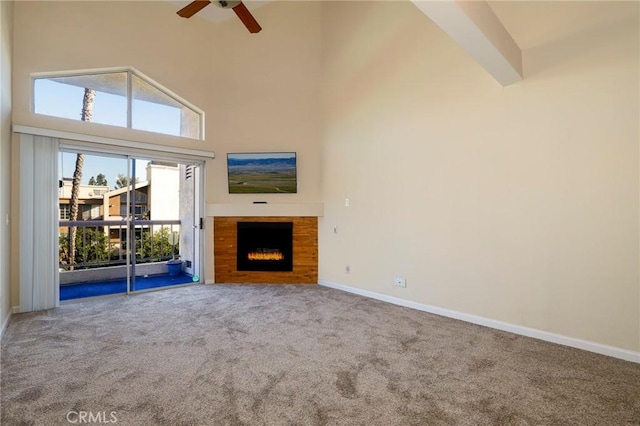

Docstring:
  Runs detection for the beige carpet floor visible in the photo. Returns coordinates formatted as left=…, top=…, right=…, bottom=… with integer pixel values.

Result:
left=1, top=284, right=639, bottom=425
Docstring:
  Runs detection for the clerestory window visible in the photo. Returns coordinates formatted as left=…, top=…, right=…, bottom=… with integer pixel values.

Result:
left=33, top=68, right=204, bottom=140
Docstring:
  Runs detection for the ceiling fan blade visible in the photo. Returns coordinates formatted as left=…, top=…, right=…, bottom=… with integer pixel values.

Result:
left=232, top=2, right=262, bottom=33
left=177, top=0, right=212, bottom=18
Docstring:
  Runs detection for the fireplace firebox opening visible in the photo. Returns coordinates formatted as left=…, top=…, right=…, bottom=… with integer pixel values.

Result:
left=237, top=222, right=293, bottom=272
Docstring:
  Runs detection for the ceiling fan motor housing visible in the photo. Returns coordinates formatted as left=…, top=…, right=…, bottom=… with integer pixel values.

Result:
left=177, top=0, right=261, bottom=33
left=216, top=1, right=241, bottom=9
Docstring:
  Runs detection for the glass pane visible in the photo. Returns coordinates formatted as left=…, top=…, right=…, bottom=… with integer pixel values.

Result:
left=34, top=73, right=128, bottom=127
left=58, top=151, right=130, bottom=301
left=131, top=74, right=200, bottom=139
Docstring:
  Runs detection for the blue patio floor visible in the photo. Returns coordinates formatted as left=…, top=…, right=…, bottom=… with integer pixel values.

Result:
left=60, top=273, right=194, bottom=301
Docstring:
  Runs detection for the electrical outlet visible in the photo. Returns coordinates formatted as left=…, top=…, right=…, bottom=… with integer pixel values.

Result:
left=394, top=277, right=406, bottom=288
left=345, top=265, right=351, bottom=274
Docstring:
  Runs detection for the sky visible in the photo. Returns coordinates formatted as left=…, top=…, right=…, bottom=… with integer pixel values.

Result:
left=59, top=152, right=149, bottom=189
left=36, top=78, right=182, bottom=185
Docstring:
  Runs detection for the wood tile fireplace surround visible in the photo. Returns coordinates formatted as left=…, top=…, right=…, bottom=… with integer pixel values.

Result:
left=213, top=216, right=318, bottom=284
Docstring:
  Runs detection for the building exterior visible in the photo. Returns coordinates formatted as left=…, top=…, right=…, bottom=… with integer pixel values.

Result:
left=58, top=179, right=109, bottom=221
left=59, top=162, right=180, bottom=223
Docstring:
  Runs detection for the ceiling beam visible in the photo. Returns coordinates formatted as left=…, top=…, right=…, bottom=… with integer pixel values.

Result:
left=412, top=0, right=523, bottom=86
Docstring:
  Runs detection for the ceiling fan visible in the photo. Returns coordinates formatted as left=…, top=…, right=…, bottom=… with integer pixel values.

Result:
left=177, top=1, right=262, bottom=34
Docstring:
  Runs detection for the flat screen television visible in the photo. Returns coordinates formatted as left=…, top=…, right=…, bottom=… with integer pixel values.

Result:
left=227, top=152, right=297, bottom=194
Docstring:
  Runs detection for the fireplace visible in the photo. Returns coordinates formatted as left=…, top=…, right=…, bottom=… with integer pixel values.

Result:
left=237, top=222, right=293, bottom=272
left=214, top=216, right=317, bottom=284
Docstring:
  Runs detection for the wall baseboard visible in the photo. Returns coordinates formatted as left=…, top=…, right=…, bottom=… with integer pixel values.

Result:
left=318, top=280, right=640, bottom=364
left=0, top=309, right=12, bottom=340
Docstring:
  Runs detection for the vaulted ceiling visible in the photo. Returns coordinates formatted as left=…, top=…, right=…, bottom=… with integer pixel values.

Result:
left=167, top=1, right=638, bottom=86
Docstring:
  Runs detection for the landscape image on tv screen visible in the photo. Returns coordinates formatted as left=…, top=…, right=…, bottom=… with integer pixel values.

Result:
left=227, top=152, right=297, bottom=194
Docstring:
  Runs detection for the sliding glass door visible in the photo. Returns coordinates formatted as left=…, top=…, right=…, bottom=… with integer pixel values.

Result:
left=58, top=149, right=202, bottom=301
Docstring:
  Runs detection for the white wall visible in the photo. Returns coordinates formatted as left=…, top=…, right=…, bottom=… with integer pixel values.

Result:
left=208, top=1, right=323, bottom=204
left=319, top=1, right=640, bottom=355
left=0, top=0, right=13, bottom=334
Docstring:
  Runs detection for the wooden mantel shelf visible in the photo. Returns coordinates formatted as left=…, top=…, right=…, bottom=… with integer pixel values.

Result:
left=206, top=203, right=323, bottom=218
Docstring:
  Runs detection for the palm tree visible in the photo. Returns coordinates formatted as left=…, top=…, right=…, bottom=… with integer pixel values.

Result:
left=115, top=173, right=139, bottom=189
left=68, top=88, right=95, bottom=270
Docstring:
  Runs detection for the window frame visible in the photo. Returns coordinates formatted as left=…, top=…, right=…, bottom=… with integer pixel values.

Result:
left=59, top=204, right=70, bottom=220
left=31, top=67, right=205, bottom=140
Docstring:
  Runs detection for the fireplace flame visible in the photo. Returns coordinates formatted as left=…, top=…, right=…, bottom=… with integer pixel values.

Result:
left=248, top=249, right=284, bottom=261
